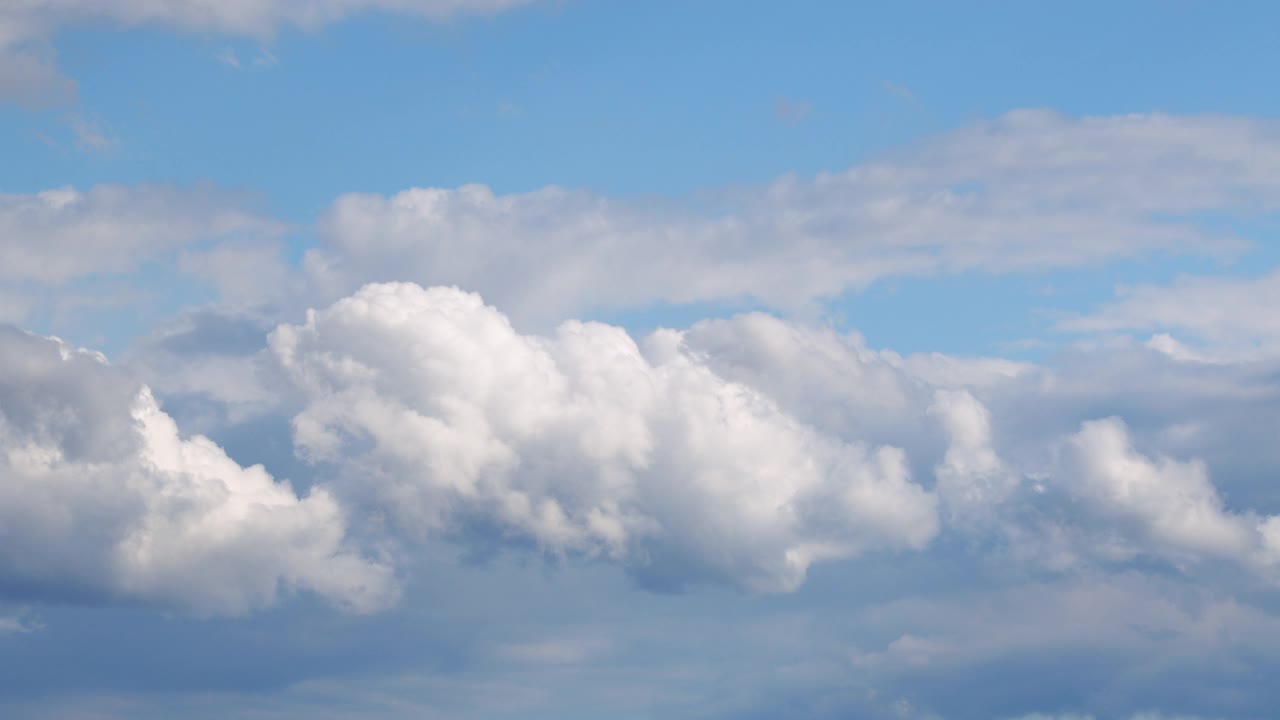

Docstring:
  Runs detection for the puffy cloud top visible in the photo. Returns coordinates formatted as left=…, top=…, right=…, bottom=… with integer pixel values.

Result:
left=0, top=326, right=396, bottom=614
left=270, top=282, right=940, bottom=592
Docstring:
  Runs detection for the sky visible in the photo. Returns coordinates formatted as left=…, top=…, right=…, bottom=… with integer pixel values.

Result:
left=1, top=2, right=1280, bottom=719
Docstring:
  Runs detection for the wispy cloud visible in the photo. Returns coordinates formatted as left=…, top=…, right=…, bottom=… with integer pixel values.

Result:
left=775, top=96, right=812, bottom=126
left=883, top=80, right=916, bottom=101
left=0, top=612, right=43, bottom=635
left=66, top=113, right=117, bottom=151
left=219, top=47, right=279, bottom=71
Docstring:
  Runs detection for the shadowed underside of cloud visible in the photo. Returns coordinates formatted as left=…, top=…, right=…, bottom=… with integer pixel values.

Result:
left=0, top=325, right=396, bottom=615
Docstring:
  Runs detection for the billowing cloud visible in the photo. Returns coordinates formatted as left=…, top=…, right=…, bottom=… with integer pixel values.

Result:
left=252, top=280, right=1280, bottom=596
left=929, top=389, right=1018, bottom=525
left=0, top=325, right=396, bottom=615
left=304, top=111, right=1278, bottom=324
left=1064, top=416, right=1280, bottom=572
left=270, top=282, right=940, bottom=593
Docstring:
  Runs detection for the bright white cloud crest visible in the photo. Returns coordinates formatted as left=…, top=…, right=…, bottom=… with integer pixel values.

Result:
left=270, top=282, right=941, bottom=592
left=1065, top=417, right=1280, bottom=571
left=0, top=326, right=396, bottom=615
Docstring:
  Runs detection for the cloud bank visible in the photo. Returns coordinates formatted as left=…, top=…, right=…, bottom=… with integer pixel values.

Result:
left=270, top=282, right=940, bottom=592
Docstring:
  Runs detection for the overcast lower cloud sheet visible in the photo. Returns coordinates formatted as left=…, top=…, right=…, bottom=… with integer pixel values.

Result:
left=3, top=2, right=1280, bottom=719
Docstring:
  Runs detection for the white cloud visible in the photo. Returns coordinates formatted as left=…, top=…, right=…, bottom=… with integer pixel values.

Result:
left=0, top=0, right=534, bottom=104
left=1063, top=417, right=1280, bottom=572
left=0, top=43, right=73, bottom=109
left=929, top=389, right=1018, bottom=524
left=0, top=326, right=396, bottom=615
left=66, top=112, right=115, bottom=151
left=0, top=184, right=283, bottom=285
left=664, top=310, right=1280, bottom=582
left=1062, top=270, right=1280, bottom=360
left=303, top=111, right=1277, bottom=324
left=270, top=282, right=940, bottom=593
left=3, top=0, right=533, bottom=37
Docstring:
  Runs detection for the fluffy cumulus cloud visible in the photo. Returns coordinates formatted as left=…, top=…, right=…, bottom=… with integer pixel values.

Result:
left=1065, top=417, right=1280, bottom=572
left=303, top=111, right=1280, bottom=323
left=8, top=277, right=1280, bottom=717
left=687, top=316, right=1280, bottom=586
left=0, top=325, right=395, bottom=615
left=270, top=282, right=940, bottom=592
left=0, top=0, right=533, bottom=106
left=251, top=279, right=1280, bottom=599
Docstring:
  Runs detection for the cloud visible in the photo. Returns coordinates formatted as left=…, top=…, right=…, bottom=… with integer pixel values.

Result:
left=1061, top=269, right=1280, bottom=360
left=8, top=283, right=1280, bottom=716
left=2, top=0, right=534, bottom=37
left=882, top=81, right=916, bottom=101
left=0, top=0, right=534, bottom=105
left=634, top=309, right=1280, bottom=583
left=218, top=46, right=279, bottom=71
left=0, top=184, right=283, bottom=286
left=0, top=43, right=74, bottom=109
left=0, top=326, right=396, bottom=615
left=775, top=97, right=812, bottom=125
left=0, top=612, right=42, bottom=635
left=1064, top=417, right=1280, bottom=571
left=152, top=275, right=1280, bottom=598
left=270, top=282, right=940, bottom=593
left=304, top=111, right=1277, bottom=325
left=929, top=389, right=1018, bottom=525
left=497, top=631, right=612, bottom=665
left=852, top=571, right=1280, bottom=718
left=65, top=113, right=116, bottom=151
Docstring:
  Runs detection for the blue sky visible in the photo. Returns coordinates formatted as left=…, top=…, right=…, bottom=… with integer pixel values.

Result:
left=2, top=2, right=1280, bottom=719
